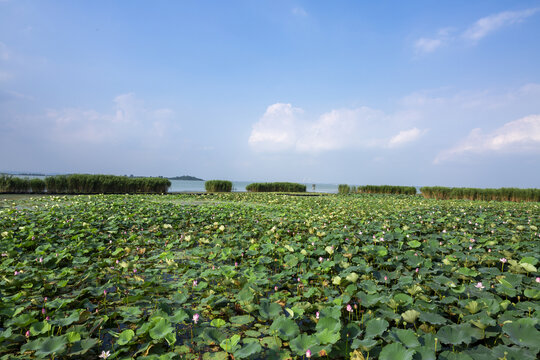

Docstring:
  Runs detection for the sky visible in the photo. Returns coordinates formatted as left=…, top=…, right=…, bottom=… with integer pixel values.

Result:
left=1, top=0, right=539, bottom=187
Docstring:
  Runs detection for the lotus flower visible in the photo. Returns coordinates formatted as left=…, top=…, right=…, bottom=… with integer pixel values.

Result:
left=475, top=282, right=485, bottom=289
left=306, top=349, right=312, bottom=358
left=193, top=313, right=200, bottom=324
left=99, top=351, right=110, bottom=359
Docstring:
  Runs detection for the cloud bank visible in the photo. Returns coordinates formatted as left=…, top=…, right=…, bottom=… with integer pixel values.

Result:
left=248, top=103, right=425, bottom=153
left=415, top=8, right=538, bottom=54
left=435, top=114, right=540, bottom=163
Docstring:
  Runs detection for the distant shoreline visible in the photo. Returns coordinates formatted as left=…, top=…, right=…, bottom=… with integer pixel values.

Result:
left=168, top=176, right=204, bottom=181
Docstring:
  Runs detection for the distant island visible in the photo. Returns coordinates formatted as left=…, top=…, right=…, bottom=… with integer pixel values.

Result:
left=169, top=175, right=204, bottom=181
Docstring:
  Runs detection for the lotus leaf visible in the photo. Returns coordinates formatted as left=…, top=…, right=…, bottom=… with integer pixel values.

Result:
left=379, top=342, right=415, bottom=360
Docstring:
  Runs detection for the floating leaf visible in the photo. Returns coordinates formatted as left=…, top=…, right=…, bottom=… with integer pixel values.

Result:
left=379, top=342, right=415, bottom=360
left=270, top=316, right=300, bottom=341
left=364, top=318, right=389, bottom=339
left=117, top=329, right=135, bottom=345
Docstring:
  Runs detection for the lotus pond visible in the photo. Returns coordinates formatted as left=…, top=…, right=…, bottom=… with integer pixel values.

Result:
left=0, top=193, right=539, bottom=360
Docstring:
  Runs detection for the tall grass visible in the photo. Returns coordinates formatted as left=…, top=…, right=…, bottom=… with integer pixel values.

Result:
left=338, top=184, right=350, bottom=194
left=245, top=182, right=306, bottom=192
left=1, top=174, right=170, bottom=194
left=205, top=180, right=232, bottom=192
left=420, top=186, right=540, bottom=202
left=357, top=185, right=417, bottom=195
left=0, top=175, right=30, bottom=193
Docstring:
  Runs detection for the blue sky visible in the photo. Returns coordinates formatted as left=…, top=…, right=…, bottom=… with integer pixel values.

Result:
left=1, top=0, right=539, bottom=187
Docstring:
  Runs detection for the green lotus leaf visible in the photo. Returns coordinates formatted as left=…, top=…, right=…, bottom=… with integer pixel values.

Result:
left=436, top=324, right=481, bottom=345
left=66, top=331, right=81, bottom=343
left=414, top=346, right=436, bottom=360
left=379, top=342, right=415, bottom=360
left=234, top=341, right=262, bottom=358
left=259, top=300, right=282, bottom=320
left=220, top=334, right=241, bottom=353
left=520, top=263, right=537, bottom=273
left=230, top=315, right=254, bottom=326
left=491, top=344, right=538, bottom=360
left=288, top=333, right=319, bottom=355
left=316, top=328, right=341, bottom=345
left=260, top=336, right=282, bottom=349
left=502, top=320, right=540, bottom=349
left=520, top=256, right=538, bottom=266
left=438, top=351, right=474, bottom=360
left=392, top=328, right=420, bottom=348
left=316, top=316, right=341, bottom=333
left=364, top=318, right=389, bottom=338
left=30, top=321, right=51, bottom=336
left=202, top=352, right=229, bottom=360
left=394, top=293, right=413, bottom=305
left=149, top=318, right=174, bottom=340
left=408, top=240, right=421, bottom=248
left=117, top=329, right=135, bottom=345
left=67, top=338, right=99, bottom=356
left=210, top=318, right=227, bottom=328
left=34, top=336, right=67, bottom=357
left=419, top=311, right=447, bottom=325
left=524, top=288, right=540, bottom=300
left=351, top=338, right=378, bottom=351
left=202, top=328, right=227, bottom=344
left=270, top=316, right=300, bottom=341
left=170, top=309, right=188, bottom=323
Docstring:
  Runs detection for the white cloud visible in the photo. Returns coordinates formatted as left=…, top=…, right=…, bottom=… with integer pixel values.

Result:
left=249, top=104, right=426, bottom=153
left=248, top=103, right=302, bottom=151
left=414, top=8, right=538, bottom=53
left=45, top=93, right=177, bottom=144
left=435, top=114, right=540, bottom=163
left=415, top=38, right=443, bottom=53
left=388, top=128, right=427, bottom=148
left=463, top=8, right=539, bottom=41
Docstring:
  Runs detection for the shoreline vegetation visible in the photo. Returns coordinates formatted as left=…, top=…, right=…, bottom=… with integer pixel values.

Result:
left=1, top=174, right=539, bottom=202
left=338, top=183, right=539, bottom=202
left=246, top=182, right=307, bottom=193
left=0, top=174, right=170, bottom=194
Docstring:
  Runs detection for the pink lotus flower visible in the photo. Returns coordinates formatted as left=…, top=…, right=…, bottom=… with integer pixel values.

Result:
left=415, top=268, right=419, bottom=273
left=193, top=313, right=200, bottom=324
left=316, top=311, right=320, bottom=319
left=42, top=308, right=46, bottom=315
left=384, top=276, right=388, bottom=281
left=536, top=277, right=540, bottom=283
left=500, top=258, right=507, bottom=263
left=346, top=304, right=353, bottom=312
left=25, top=330, right=30, bottom=337
left=475, top=282, right=485, bottom=289
left=306, top=349, right=312, bottom=358
left=99, top=350, right=110, bottom=359
left=193, top=280, right=198, bottom=287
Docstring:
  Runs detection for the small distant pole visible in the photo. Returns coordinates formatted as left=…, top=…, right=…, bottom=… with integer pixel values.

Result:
left=312, top=184, right=316, bottom=191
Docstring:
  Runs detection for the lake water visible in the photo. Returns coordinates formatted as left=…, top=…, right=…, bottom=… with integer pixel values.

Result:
left=169, top=180, right=339, bottom=193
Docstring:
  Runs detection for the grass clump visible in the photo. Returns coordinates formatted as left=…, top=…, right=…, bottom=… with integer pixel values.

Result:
left=205, top=180, right=232, bottom=192
left=245, top=182, right=306, bottom=192
left=338, top=184, right=350, bottom=194
left=357, top=185, right=417, bottom=195
left=420, top=186, right=540, bottom=202
left=2, top=174, right=170, bottom=194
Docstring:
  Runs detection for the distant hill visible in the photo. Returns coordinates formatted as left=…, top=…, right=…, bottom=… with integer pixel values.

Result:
left=169, top=175, right=204, bottom=181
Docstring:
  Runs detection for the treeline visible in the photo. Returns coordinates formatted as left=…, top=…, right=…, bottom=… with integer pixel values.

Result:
left=420, top=186, right=540, bottom=202
left=0, top=174, right=170, bottom=194
left=339, top=184, right=417, bottom=195
left=205, top=180, right=232, bottom=192
left=246, top=182, right=306, bottom=192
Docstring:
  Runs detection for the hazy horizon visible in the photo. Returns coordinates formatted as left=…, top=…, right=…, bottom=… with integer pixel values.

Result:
left=1, top=1, right=539, bottom=188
